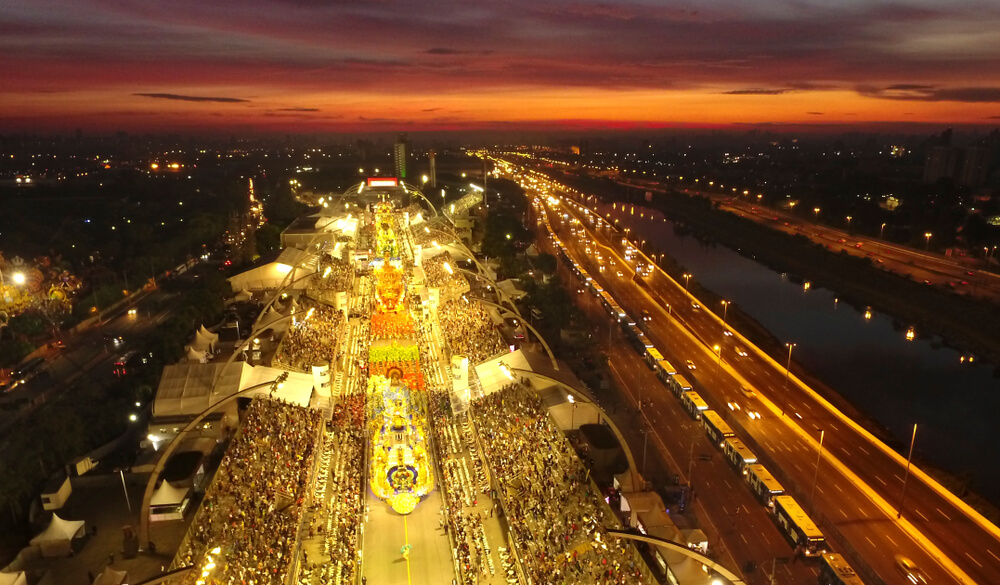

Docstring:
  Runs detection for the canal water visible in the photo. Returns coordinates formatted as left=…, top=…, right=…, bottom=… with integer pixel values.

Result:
left=598, top=202, right=1000, bottom=506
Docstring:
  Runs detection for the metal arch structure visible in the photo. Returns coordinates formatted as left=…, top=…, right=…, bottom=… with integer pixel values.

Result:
left=138, top=377, right=285, bottom=548
left=452, top=266, right=522, bottom=318
left=466, top=296, right=557, bottom=372
left=501, top=365, right=641, bottom=490
left=604, top=529, right=746, bottom=585
left=418, top=224, right=525, bottom=315
left=400, top=181, right=439, bottom=218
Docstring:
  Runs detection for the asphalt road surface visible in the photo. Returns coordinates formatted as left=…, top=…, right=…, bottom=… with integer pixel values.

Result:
left=524, top=183, right=1000, bottom=585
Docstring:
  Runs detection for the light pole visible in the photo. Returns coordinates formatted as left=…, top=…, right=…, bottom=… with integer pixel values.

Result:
left=782, top=342, right=796, bottom=416
left=813, top=207, right=820, bottom=220
left=924, top=232, right=932, bottom=251
left=810, top=429, right=825, bottom=514
left=846, top=216, right=852, bottom=231
left=683, top=273, right=691, bottom=289
left=713, top=344, right=722, bottom=374
left=878, top=222, right=886, bottom=256
left=720, top=300, right=729, bottom=328
left=897, top=423, right=918, bottom=519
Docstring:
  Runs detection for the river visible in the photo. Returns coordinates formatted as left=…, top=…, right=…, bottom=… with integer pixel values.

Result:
left=598, top=201, right=1000, bottom=506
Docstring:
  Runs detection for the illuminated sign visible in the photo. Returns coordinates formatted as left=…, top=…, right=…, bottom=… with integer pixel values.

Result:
left=367, top=178, right=398, bottom=187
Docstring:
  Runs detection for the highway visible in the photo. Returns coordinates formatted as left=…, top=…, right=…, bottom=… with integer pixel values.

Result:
left=555, top=253, right=820, bottom=585
left=514, top=171, right=1000, bottom=585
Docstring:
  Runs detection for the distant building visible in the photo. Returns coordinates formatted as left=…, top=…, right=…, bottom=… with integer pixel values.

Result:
left=394, top=133, right=408, bottom=179
left=958, top=146, right=991, bottom=188
left=923, top=146, right=962, bottom=184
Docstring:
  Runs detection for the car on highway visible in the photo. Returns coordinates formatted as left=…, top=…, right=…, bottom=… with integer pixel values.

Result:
left=641, top=310, right=651, bottom=322
left=894, top=555, right=928, bottom=584
left=685, top=360, right=696, bottom=370
left=103, top=333, right=125, bottom=346
left=735, top=347, right=748, bottom=357
left=691, top=302, right=701, bottom=310
left=723, top=330, right=732, bottom=337
left=740, top=386, right=756, bottom=398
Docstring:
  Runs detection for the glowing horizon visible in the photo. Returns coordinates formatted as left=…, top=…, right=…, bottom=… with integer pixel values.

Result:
left=3, top=0, right=999, bottom=134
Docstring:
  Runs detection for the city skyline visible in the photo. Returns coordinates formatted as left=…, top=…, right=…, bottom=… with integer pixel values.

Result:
left=3, top=0, right=1000, bottom=134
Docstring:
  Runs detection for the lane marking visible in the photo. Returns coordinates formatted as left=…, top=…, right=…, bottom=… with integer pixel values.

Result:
left=741, top=534, right=748, bottom=544
left=914, top=509, right=929, bottom=522
left=987, top=549, right=1000, bottom=564
left=865, top=536, right=876, bottom=548
left=886, top=534, right=897, bottom=547
left=875, top=475, right=887, bottom=486
left=840, top=508, right=848, bottom=518
left=965, top=552, right=983, bottom=568
left=840, top=447, right=851, bottom=457
left=937, top=508, right=952, bottom=521
left=817, top=486, right=825, bottom=494
left=834, top=483, right=844, bottom=493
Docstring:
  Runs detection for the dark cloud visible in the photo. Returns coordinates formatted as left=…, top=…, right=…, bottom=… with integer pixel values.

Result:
left=807, top=112, right=824, bottom=115
left=425, top=48, right=464, bottom=55
left=724, top=89, right=787, bottom=95
left=422, top=107, right=440, bottom=112
left=276, top=107, right=320, bottom=112
left=134, top=92, right=249, bottom=103
left=858, top=85, right=1000, bottom=103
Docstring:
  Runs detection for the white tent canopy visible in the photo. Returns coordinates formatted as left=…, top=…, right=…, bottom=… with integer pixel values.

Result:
left=184, top=346, right=208, bottom=363
left=0, top=572, right=27, bottom=585
left=93, top=568, right=129, bottom=585
left=30, top=513, right=85, bottom=557
left=153, top=362, right=311, bottom=418
left=151, top=481, right=190, bottom=507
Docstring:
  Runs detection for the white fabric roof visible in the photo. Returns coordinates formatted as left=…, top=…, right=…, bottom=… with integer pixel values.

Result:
left=151, top=482, right=190, bottom=507
left=93, top=569, right=128, bottom=585
left=153, top=362, right=311, bottom=418
left=227, top=247, right=316, bottom=292
left=0, top=572, right=27, bottom=585
left=497, top=279, right=528, bottom=301
left=30, top=514, right=85, bottom=545
left=184, top=346, right=207, bottom=363
left=153, top=363, right=249, bottom=418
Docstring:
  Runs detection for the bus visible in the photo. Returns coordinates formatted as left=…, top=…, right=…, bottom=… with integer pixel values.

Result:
left=723, top=437, right=758, bottom=473
left=113, top=350, right=148, bottom=377
left=702, top=410, right=735, bottom=446
left=818, top=553, right=866, bottom=585
left=599, top=290, right=615, bottom=313
left=746, top=464, right=784, bottom=506
left=655, top=358, right=676, bottom=382
left=645, top=347, right=664, bottom=370
left=681, top=391, right=709, bottom=420
left=772, top=495, right=827, bottom=557
left=670, top=373, right=692, bottom=397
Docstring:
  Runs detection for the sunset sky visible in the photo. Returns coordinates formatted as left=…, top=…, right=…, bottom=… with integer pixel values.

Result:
left=3, top=0, right=1000, bottom=134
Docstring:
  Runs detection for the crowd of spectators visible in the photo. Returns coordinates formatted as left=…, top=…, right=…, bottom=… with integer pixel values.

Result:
left=423, top=251, right=470, bottom=294
left=299, top=426, right=365, bottom=585
left=171, top=398, right=323, bottom=585
left=273, top=302, right=345, bottom=372
left=310, top=254, right=353, bottom=293
left=472, top=385, right=646, bottom=584
left=438, top=299, right=507, bottom=364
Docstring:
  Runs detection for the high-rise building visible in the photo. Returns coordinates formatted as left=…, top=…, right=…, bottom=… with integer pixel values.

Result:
left=428, top=149, right=437, bottom=187
left=394, top=133, right=408, bottom=179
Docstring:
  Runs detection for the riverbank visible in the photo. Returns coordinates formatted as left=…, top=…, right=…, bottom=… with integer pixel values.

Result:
left=550, top=173, right=1000, bottom=519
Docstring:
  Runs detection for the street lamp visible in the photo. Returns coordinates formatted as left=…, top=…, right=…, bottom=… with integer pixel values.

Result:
left=813, top=207, right=820, bottom=219
left=846, top=216, right=852, bottom=230
left=810, top=429, right=825, bottom=514
left=720, top=300, right=729, bottom=326
left=924, top=232, right=932, bottom=250
left=782, top=342, right=796, bottom=416
left=683, top=273, right=691, bottom=289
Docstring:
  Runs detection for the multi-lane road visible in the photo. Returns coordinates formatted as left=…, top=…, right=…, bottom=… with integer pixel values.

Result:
left=519, top=177, right=1000, bottom=585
